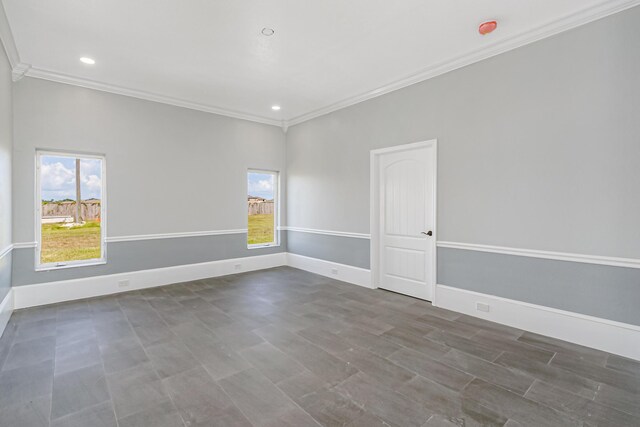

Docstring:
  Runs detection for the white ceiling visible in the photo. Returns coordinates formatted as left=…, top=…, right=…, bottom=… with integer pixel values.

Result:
left=2, top=0, right=638, bottom=127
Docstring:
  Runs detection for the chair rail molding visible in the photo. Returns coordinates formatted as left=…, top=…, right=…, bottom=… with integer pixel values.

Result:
left=437, top=241, right=640, bottom=269
left=282, top=226, right=370, bottom=239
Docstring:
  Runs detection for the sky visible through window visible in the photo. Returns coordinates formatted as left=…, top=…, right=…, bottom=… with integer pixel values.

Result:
left=41, top=155, right=102, bottom=201
left=248, top=172, right=275, bottom=200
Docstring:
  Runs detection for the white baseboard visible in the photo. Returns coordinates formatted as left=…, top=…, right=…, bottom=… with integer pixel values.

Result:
left=13, top=253, right=287, bottom=309
left=0, top=289, right=13, bottom=339
left=286, top=253, right=373, bottom=289
left=435, top=284, right=640, bottom=361
left=10, top=252, right=639, bottom=361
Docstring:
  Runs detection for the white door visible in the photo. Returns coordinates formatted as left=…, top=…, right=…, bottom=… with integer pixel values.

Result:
left=377, top=143, right=436, bottom=300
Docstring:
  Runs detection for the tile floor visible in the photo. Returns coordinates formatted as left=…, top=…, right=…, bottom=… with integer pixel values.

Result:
left=0, top=267, right=638, bottom=426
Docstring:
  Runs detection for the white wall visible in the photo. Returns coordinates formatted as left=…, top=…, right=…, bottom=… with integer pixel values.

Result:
left=0, top=40, right=12, bottom=302
left=0, top=41, right=11, bottom=252
left=13, top=77, right=286, bottom=242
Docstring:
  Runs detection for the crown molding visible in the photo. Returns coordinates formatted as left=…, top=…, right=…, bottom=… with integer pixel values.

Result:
left=285, top=0, right=640, bottom=127
left=11, top=62, right=30, bottom=81
left=21, top=66, right=283, bottom=127
left=3, top=0, right=638, bottom=128
left=0, top=2, right=19, bottom=68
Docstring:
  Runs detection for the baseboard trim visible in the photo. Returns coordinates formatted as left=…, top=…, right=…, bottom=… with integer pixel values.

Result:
left=286, top=253, right=373, bottom=289
left=435, top=284, right=640, bottom=361
left=9, top=253, right=638, bottom=360
left=12, top=253, right=287, bottom=309
left=0, top=289, right=13, bottom=339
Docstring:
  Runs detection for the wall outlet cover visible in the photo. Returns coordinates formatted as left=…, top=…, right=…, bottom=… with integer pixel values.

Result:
left=476, top=302, right=490, bottom=312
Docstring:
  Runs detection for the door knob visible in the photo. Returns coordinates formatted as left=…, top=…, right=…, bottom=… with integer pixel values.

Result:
left=421, top=231, right=433, bottom=236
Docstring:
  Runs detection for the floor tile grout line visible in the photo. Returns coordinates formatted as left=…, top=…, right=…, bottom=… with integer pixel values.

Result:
left=520, top=379, right=619, bottom=426
left=47, top=309, right=66, bottom=426
left=115, top=292, right=188, bottom=427
left=88, top=299, right=123, bottom=427
left=184, top=320, right=258, bottom=427
left=522, top=378, right=539, bottom=398
left=216, top=278, right=319, bottom=427
left=49, top=302, right=119, bottom=426
left=125, top=281, right=260, bottom=427
left=529, top=377, right=640, bottom=421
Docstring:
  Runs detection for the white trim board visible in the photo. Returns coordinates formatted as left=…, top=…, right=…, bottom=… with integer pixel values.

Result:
left=2, top=1, right=638, bottom=128
left=8, top=251, right=640, bottom=360
left=106, top=229, right=248, bottom=243
left=14, top=235, right=640, bottom=270
left=282, top=227, right=370, bottom=240
left=0, top=289, right=13, bottom=340
left=11, top=230, right=249, bottom=247
left=0, top=2, right=19, bottom=68
left=286, top=253, right=372, bottom=289
left=437, top=241, right=640, bottom=269
left=435, top=284, right=640, bottom=361
left=285, top=0, right=640, bottom=126
left=13, top=253, right=286, bottom=309
left=12, top=242, right=37, bottom=249
left=0, top=245, right=12, bottom=261
left=20, top=66, right=283, bottom=128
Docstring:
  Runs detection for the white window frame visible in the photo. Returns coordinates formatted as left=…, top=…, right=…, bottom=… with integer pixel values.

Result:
left=35, top=150, right=107, bottom=271
left=247, top=169, right=280, bottom=249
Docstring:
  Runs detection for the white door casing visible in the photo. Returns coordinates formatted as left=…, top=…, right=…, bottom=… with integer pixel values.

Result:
left=371, top=140, right=437, bottom=301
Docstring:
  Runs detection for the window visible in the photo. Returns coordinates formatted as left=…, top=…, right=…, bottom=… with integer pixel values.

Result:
left=36, top=151, right=106, bottom=269
left=247, top=170, right=278, bottom=248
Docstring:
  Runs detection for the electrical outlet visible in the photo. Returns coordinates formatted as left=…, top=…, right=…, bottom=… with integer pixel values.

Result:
left=234, top=263, right=242, bottom=271
left=331, top=268, right=338, bottom=275
left=118, top=279, right=130, bottom=288
left=476, top=302, right=490, bottom=312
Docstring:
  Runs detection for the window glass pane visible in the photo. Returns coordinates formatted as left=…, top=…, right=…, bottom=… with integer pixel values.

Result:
left=247, top=171, right=276, bottom=245
left=40, top=154, right=103, bottom=265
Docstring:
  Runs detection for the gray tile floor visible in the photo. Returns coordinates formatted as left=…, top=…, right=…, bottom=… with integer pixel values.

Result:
left=0, top=266, right=638, bottom=427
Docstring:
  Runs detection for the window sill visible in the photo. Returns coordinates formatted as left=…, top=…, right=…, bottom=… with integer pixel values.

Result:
left=247, top=243, right=280, bottom=250
left=36, top=260, right=107, bottom=272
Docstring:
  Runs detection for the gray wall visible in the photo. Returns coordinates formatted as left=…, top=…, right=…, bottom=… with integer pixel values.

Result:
left=12, top=78, right=286, bottom=285
left=287, top=231, right=369, bottom=270
left=286, top=8, right=640, bottom=325
left=12, top=233, right=286, bottom=286
left=438, top=248, right=640, bottom=326
left=0, top=41, right=12, bottom=302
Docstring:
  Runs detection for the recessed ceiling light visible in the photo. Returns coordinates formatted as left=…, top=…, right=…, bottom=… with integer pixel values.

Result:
left=271, top=105, right=281, bottom=111
left=261, top=28, right=275, bottom=36
left=80, top=57, right=96, bottom=65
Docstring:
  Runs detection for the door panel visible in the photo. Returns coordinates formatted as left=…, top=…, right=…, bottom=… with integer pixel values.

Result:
left=378, top=144, right=435, bottom=300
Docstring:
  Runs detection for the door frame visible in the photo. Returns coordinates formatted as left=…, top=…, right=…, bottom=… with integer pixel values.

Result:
left=370, top=139, right=438, bottom=303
